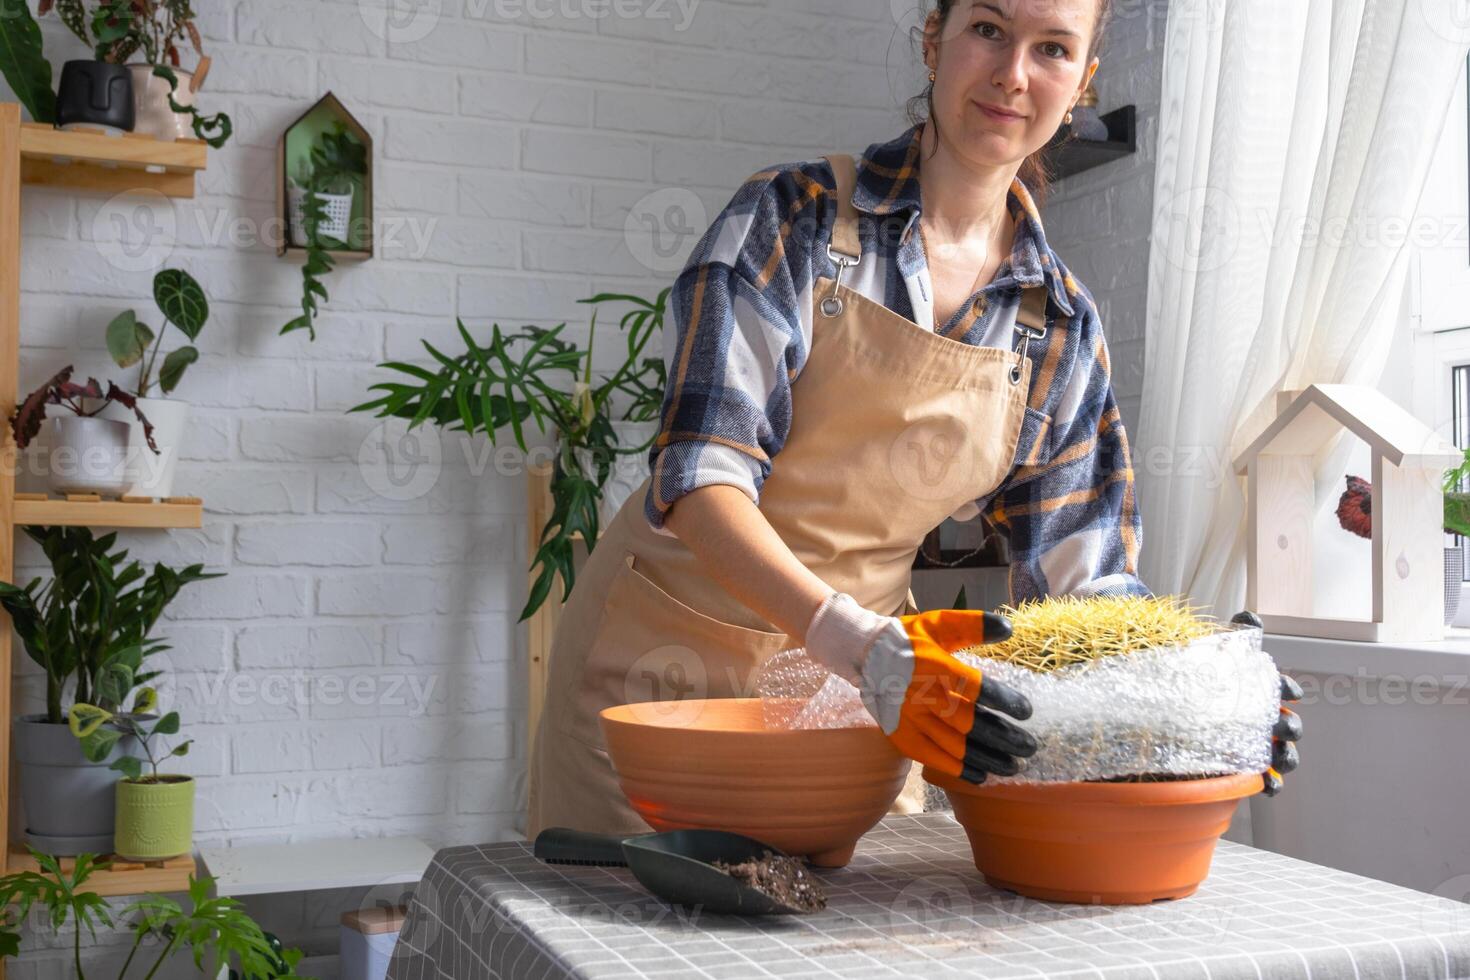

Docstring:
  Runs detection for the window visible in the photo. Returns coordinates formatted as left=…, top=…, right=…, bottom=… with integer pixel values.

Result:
left=1406, top=55, right=1470, bottom=622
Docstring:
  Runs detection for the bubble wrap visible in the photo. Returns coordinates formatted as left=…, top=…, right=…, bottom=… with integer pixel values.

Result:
left=756, top=626, right=1280, bottom=783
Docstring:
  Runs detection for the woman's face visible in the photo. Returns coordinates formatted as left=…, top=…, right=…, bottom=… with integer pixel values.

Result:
left=926, top=0, right=1101, bottom=167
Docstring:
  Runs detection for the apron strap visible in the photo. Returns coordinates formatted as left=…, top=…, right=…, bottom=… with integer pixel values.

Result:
left=823, top=153, right=861, bottom=260
left=1016, top=286, right=1048, bottom=331
left=1010, top=286, right=1050, bottom=386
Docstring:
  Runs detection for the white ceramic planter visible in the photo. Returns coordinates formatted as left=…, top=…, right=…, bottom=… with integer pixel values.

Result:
left=288, top=185, right=354, bottom=247
left=47, top=416, right=130, bottom=496
left=571, top=419, right=660, bottom=527
left=100, top=396, right=188, bottom=498
left=126, top=64, right=194, bottom=142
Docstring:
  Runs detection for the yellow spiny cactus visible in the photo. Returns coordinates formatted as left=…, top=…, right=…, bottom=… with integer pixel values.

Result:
left=962, top=594, right=1216, bottom=673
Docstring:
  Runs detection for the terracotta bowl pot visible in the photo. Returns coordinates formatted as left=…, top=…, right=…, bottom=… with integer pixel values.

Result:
left=599, top=698, right=908, bottom=867
left=924, top=766, right=1261, bottom=904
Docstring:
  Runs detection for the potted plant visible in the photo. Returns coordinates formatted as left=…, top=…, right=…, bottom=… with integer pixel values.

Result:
left=0, top=0, right=133, bottom=131
left=10, top=365, right=157, bottom=497
left=0, top=850, right=307, bottom=978
left=1337, top=453, right=1470, bottom=624
left=100, top=267, right=207, bottom=499
left=282, top=123, right=369, bottom=340
left=287, top=157, right=356, bottom=249
left=0, top=525, right=219, bottom=855
left=351, top=290, right=668, bottom=621
left=71, top=697, right=194, bottom=861
left=54, top=57, right=135, bottom=134
left=37, top=0, right=231, bottom=144
left=920, top=593, right=1297, bottom=904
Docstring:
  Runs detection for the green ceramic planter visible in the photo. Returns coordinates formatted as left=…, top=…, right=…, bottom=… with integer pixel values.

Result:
left=114, top=776, right=195, bottom=861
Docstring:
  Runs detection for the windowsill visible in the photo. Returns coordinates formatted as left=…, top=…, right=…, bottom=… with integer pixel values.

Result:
left=1264, top=628, right=1470, bottom=679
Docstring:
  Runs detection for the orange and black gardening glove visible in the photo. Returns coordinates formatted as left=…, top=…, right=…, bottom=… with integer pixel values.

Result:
left=803, top=591, right=1037, bottom=783
left=1230, top=610, right=1303, bottom=796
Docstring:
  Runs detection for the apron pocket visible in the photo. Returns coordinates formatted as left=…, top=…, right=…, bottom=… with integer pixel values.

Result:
left=556, top=550, right=793, bottom=747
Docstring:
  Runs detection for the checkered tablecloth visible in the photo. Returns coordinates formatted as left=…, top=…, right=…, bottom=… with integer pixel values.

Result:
left=385, top=813, right=1470, bottom=979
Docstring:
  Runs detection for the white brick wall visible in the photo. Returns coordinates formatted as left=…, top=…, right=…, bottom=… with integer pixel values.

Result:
left=3, top=0, right=1159, bottom=973
left=1044, top=0, right=1169, bottom=436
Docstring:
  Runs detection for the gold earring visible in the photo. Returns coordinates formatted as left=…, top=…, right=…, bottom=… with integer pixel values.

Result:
left=1064, top=110, right=1073, bottom=124
left=928, top=69, right=936, bottom=83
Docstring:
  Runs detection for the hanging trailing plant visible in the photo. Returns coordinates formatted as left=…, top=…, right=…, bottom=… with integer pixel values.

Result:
left=152, top=63, right=231, bottom=147
left=282, top=124, right=368, bottom=340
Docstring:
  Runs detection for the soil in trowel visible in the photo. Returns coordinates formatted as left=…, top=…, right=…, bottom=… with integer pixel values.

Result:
left=711, top=851, right=827, bottom=912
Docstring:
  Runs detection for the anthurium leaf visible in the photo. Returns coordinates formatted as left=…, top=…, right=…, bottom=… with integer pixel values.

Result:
left=158, top=345, right=198, bottom=394
left=106, top=310, right=154, bottom=369
left=0, top=0, right=56, bottom=124
left=68, top=703, right=113, bottom=739
left=153, top=269, right=208, bottom=339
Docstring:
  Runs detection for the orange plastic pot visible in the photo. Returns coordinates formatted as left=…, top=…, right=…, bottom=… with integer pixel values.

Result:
left=600, top=698, right=908, bottom=867
left=923, top=766, right=1261, bottom=904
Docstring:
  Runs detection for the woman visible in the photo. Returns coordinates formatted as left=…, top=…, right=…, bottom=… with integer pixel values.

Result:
left=527, top=0, right=1301, bottom=837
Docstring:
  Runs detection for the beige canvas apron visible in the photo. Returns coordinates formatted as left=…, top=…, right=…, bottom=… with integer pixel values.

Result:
left=526, top=153, right=1048, bottom=839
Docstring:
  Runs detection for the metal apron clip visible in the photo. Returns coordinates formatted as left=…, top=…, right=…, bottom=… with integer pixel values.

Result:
left=821, top=242, right=860, bottom=318
left=1010, top=287, right=1049, bottom=385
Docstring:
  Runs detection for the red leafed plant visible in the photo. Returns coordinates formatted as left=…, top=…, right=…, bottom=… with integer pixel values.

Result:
left=1336, top=475, right=1373, bottom=539
left=39, top=0, right=206, bottom=71
left=9, top=365, right=157, bottom=454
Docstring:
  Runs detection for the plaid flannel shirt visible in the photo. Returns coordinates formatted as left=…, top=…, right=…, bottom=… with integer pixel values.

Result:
left=644, top=121, right=1149, bottom=603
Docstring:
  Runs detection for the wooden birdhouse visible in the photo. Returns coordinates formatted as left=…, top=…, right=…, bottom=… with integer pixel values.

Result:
left=275, top=92, right=373, bottom=260
left=1233, top=384, right=1462, bottom=643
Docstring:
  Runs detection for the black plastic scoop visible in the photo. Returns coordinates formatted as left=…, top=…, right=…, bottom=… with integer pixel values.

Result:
left=532, top=826, right=823, bottom=915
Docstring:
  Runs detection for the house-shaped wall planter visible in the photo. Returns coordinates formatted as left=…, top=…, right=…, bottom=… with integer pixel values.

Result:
left=1233, top=384, right=1462, bottom=643
left=275, top=92, right=373, bottom=261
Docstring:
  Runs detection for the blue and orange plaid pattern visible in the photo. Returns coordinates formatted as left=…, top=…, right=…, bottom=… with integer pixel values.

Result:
left=643, top=121, right=1148, bottom=602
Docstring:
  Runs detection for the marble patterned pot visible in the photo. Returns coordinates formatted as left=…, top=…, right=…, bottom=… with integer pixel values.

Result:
left=127, top=64, right=194, bottom=141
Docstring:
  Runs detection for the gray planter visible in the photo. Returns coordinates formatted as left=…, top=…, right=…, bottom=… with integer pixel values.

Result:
left=1447, top=546, right=1465, bottom=626
left=13, top=714, right=138, bottom=855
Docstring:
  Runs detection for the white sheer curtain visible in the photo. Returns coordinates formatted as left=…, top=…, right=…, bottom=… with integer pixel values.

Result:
left=1135, top=0, right=1468, bottom=615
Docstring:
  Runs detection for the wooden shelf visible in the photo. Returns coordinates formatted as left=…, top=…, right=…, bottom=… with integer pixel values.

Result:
left=19, top=122, right=206, bottom=199
left=2, top=106, right=213, bottom=906
left=14, top=493, right=203, bottom=528
left=7, top=845, right=196, bottom=897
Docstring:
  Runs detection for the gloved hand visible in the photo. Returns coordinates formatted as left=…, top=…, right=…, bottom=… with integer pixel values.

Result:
left=803, top=591, right=1037, bottom=784
left=1230, top=610, right=1302, bottom=796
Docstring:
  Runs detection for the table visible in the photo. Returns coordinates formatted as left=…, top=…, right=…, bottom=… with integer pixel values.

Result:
left=385, top=813, right=1470, bottom=979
